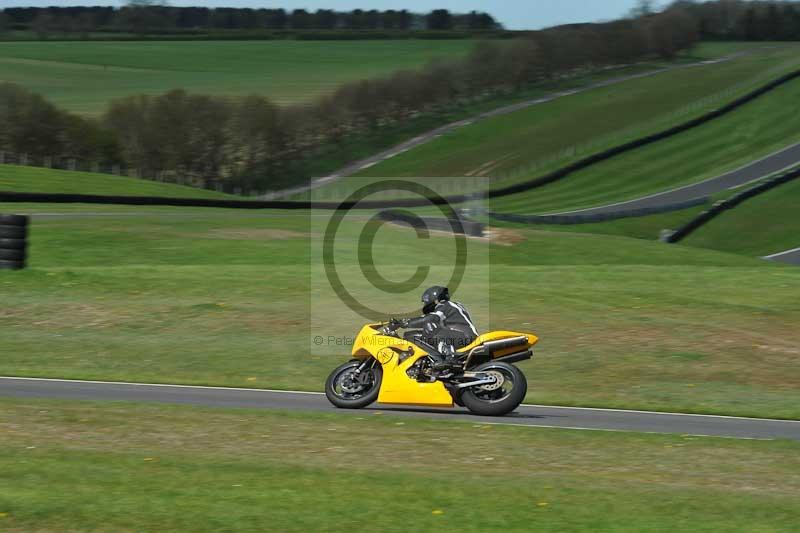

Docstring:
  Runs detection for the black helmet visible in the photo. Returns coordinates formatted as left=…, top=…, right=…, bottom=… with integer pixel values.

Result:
left=422, top=286, right=449, bottom=313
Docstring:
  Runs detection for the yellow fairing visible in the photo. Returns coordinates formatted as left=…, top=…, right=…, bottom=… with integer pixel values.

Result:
left=351, top=324, right=391, bottom=359
left=376, top=347, right=453, bottom=407
left=348, top=325, right=538, bottom=408
left=351, top=324, right=453, bottom=408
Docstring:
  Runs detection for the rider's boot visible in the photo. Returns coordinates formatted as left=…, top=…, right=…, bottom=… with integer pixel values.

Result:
left=432, top=343, right=461, bottom=372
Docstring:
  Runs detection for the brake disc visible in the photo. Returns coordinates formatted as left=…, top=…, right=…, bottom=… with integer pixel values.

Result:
left=340, top=373, right=365, bottom=393
left=478, top=370, right=504, bottom=391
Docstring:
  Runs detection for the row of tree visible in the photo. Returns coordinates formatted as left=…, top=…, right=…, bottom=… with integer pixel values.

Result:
left=1, top=6, right=704, bottom=193
left=0, top=5, right=499, bottom=37
left=0, top=84, right=119, bottom=165
left=677, top=0, right=800, bottom=41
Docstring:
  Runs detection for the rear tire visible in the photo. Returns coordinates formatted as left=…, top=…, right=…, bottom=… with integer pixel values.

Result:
left=462, top=362, right=527, bottom=416
left=325, top=359, right=382, bottom=409
left=452, top=389, right=465, bottom=407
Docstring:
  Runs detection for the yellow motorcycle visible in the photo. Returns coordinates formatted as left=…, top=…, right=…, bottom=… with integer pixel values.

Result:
left=325, top=320, right=538, bottom=416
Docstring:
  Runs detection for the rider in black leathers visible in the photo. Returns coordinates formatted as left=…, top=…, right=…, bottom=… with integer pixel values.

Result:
left=398, top=286, right=478, bottom=369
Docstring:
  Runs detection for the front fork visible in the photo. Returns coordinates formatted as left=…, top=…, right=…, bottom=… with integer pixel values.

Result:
left=352, top=358, right=376, bottom=385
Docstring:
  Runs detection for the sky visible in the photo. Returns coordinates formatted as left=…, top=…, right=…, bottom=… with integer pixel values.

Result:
left=0, top=1, right=665, bottom=30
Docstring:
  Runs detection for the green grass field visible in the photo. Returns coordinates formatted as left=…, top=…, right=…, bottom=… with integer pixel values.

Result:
left=1, top=398, right=798, bottom=531
left=1, top=196, right=799, bottom=418
left=355, top=43, right=800, bottom=185
left=0, top=164, right=232, bottom=198
left=0, top=40, right=473, bottom=114
left=2, top=38, right=799, bottom=533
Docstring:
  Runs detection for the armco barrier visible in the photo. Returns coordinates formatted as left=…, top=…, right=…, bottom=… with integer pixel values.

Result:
left=484, top=196, right=710, bottom=225
left=0, top=190, right=453, bottom=210
left=2, top=69, right=800, bottom=210
left=0, top=214, right=29, bottom=270
left=665, top=166, right=800, bottom=243
left=378, top=210, right=485, bottom=237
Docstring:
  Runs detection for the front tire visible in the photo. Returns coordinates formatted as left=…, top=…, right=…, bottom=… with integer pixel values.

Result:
left=325, top=359, right=382, bottom=409
left=461, top=362, right=527, bottom=416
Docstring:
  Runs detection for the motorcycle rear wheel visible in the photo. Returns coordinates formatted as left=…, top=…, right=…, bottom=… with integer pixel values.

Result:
left=461, top=362, right=527, bottom=416
left=325, top=359, right=382, bottom=409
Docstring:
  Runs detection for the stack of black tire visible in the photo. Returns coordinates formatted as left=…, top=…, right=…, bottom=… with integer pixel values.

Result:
left=0, top=214, right=29, bottom=270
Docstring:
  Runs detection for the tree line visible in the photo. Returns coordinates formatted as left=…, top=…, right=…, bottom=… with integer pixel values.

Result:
left=0, top=84, right=119, bottom=165
left=0, top=4, right=499, bottom=38
left=0, top=5, right=706, bottom=193
left=677, top=0, right=800, bottom=41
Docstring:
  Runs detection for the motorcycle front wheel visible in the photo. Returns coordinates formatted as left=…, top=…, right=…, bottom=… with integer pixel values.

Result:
left=461, top=361, right=527, bottom=416
left=325, top=359, right=382, bottom=409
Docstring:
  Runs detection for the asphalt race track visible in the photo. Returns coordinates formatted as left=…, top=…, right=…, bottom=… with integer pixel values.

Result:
left=554, top=141, right=800, bottom=215
left=765, top=246, right=800, bottom=266
left=2, top=377, right=799, bottom=441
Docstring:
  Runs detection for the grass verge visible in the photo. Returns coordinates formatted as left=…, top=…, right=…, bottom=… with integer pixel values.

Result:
left=0, top=398, right=798, bottom=531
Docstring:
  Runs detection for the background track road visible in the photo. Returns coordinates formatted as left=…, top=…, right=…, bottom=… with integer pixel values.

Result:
left=765, top=246, right=800, bottom=265
left=553, top=142, right=800, bottom=215
left=2, top=377, right=799, bottom=441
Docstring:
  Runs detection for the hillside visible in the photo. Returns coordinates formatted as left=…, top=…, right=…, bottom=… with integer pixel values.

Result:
left=353, top=43, right=800, bottom=183
left=487, top=70, right=800, bottom=214
left=0, top=40, right=473, bottom=114
left=0, top=165, right=232, bottom=199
